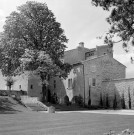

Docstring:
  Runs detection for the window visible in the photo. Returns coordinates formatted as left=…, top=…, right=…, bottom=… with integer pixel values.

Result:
left=19, top=85, right=21, bottom=89
left=68, top=78, right=73, bottom=89
left=30, top=85, right=33, bottom=89
left=54, top=80, right=56, bottom=89
left=92, top=78, right=96, bottom=86
left=85, top=51, right=95, bottom=59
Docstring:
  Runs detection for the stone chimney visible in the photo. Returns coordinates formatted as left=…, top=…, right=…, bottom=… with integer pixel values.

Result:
left=79, top=42, right=84, bottom=48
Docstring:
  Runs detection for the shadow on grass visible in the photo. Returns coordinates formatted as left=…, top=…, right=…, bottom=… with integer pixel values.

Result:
left=0, top=107, right=19, bottom=114
left=45, top=103, right=89, bottom=111
left=0, top=97, right=22, bottom=114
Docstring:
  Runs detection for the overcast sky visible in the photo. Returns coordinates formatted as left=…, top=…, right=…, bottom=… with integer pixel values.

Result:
left=0, top=0, right=133, bottom=78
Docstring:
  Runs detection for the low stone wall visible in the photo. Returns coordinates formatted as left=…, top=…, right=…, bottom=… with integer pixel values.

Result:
left=102, top=78, right=134, bottom=109
left=20, top=96, right=38, bottom=104
left=0, top=90, right=27, bottom=96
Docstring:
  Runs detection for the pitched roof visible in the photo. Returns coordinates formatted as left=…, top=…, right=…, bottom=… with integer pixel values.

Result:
left=64, top=47, right=90, bottom=65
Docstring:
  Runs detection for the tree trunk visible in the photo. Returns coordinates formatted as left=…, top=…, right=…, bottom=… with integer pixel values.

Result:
left=41, top=74, right=49, bottom=103
left=9, top=85, right=11, bottom=91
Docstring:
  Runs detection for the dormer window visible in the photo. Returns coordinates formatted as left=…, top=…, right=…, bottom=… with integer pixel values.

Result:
left=85, top=50, right=95, bottom=59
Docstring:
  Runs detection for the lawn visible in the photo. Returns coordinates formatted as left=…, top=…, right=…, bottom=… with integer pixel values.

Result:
left=0, top=111, right=134, bottom=135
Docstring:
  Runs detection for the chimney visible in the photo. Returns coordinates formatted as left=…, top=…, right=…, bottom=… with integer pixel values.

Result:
left=79, top=42, right=84, bottom=48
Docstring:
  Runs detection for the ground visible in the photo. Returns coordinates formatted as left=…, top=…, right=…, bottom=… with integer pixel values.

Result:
left=0, top=111, right=134, bottom=135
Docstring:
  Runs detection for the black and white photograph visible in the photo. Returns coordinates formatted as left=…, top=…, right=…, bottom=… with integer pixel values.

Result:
left=0, top=0, right=134, bottom=134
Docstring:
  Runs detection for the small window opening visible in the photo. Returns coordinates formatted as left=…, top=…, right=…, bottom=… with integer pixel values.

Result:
left=30, top=85, right=33, bottom=89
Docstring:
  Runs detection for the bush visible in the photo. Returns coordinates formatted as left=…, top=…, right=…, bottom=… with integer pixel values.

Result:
left=99, top=92, right=103, bottom=107
left=64, top=95, right=69, bottom=106
left=0, top=91, right=8, bottom=96
left=105, top=93, right=109, bottom=109
left=72, top=96, right=77, bottom=104
left=72, top=95, right=83, bottom=106
left=88, top=98, right=91, bottom=107
left=88, top=105, right=100, bottom=110
left=128, top=88, right=131, bottom=109
left=121, top=92, right=126, bottom=109
left=14, top=94, right=21, bottom=101
left=51, top=93, right=58, bottom=104
left=113, top=94, right=117, bottom=110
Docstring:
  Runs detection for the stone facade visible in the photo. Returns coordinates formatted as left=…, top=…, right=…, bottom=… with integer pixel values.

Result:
left=83, top=55, right=126, bottom=106
left=49, top=43, right=127, bottom=106
left=102, top=78, right=134, bottom=109
left=27, top=74, right=42, bottom=98
left=49, top=64, right=84, bottom=103
left=0, top=70, right=28, bottom=92
left=0, top=43, right=133, bottom=109
left=0, top=71, right=42, bottom=98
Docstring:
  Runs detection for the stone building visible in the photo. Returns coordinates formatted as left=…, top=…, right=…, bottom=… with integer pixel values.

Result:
left=0, top=42, right=134, bottom=109
left=49, top=42, right=127, bottom=106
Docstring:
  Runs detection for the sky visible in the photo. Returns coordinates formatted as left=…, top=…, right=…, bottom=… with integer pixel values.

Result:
left=0, top=0, right=133, bottom=78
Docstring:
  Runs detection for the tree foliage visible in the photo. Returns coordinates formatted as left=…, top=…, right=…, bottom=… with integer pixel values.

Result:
left=128, top=87, right=131, bottom=109
left=99, top=92, right=103, bottom=107
left=106, top=93, right=109, bottom=108
left=0, top=1, right=72, bottom=84
left=113, top=93, right=117, bottom=109
left=5, top=76, right=16, bottom=91
left=121, top=92, right=126, bottom=109
left=92, top=0, right=134, bottom=62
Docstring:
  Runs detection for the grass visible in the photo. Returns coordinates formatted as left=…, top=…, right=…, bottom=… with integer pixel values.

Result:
left=0, top=96, right=29, bottom=113
left=0, top=111, right=134, bottom=135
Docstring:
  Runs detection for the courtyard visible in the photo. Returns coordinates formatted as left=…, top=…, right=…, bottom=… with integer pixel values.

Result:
left=0, top=111, right=134, bottom=135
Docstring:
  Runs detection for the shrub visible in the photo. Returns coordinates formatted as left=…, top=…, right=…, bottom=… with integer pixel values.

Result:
left=71, top=96, right=77, bottom=104
left=72, top=95, right=83, bottom=106
left=88, top=86, right=91, bottom=107
left=128, top=87, right=131, bottom=109
left=51, top=93, right=58, bottom=104
left=105, top=93, right=109, bottom=109
left=77, top=94, right=83, bottom=106
left=113, top=93, right=117, bottom=110
left=99, top=92, right=103, bottom=107
left=88, top=105, right=100, bottom=110
left=88, top=98, right=91, bottom=107
left=64, top=95, right=69, bottom=106
left=121, top=92, right=126, bottom=109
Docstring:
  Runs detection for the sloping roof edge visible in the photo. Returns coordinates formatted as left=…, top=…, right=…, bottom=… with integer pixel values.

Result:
left=102, top=77, right=134, bottom=82
left=81, top=54, right=126, bottom=68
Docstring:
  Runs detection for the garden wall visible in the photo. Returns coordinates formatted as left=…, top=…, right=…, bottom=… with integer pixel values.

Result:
left=102, top=78, right=134, bottom=109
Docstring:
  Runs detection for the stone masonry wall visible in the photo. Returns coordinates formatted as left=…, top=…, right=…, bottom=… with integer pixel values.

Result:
left=83, top=55, right=126, bottom=106
left=102, top=78, right=134, bottom=109
left=49, top=64, right=84, bottom=103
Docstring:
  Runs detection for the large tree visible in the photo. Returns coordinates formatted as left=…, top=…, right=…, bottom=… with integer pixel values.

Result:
left=0, top=1, right=71, bottom=99
left=92, top=0, right=134, bottom=62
